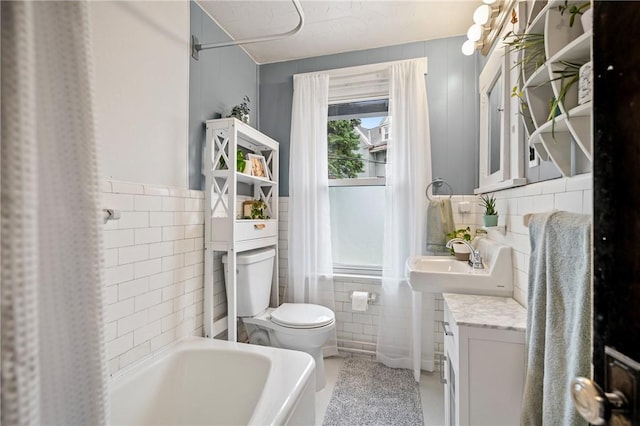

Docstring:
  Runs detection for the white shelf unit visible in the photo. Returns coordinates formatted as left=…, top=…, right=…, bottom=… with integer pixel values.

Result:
left=522, top=0, right=593, bottom=177
left=203, top=118, right=279, bottom=341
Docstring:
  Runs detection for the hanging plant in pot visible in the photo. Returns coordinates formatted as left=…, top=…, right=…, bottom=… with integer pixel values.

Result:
left=480, top=194, right=499, bottom=227
left=446, top=227, right=472, bottom=262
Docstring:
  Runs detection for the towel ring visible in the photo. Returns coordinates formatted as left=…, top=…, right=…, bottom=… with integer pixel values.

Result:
left=425, top=178, right=453, bottom=201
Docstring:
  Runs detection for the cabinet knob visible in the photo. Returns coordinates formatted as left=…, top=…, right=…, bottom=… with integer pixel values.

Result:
left=571, top=377, right=628, bottom=425
left=254, top=223, right=266, bottom=230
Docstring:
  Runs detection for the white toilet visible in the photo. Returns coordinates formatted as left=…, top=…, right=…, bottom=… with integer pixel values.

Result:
left=222, top=247, right=335, bottom=391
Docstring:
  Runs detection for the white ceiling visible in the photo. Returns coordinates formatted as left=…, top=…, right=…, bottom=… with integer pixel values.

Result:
left=197, top=1, right=480, bottom=64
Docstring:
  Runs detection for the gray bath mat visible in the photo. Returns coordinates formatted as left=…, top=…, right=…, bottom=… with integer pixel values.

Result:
left=323, top=358, right=424, bottom=426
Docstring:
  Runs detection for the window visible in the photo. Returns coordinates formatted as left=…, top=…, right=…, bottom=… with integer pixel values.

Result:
left=328, top=99, right=388, bottom=274
left=320, top=59, right=426, bottom=274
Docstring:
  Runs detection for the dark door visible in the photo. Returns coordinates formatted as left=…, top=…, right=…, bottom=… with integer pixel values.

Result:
left=579, top=2, right=640, bottom=425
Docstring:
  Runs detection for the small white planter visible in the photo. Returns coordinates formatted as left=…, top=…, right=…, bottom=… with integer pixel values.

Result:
left=578, top=61, right=593, bottom=105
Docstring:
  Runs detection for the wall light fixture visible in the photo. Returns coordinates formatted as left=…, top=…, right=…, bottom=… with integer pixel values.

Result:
left=462, top=0, right=519, bottom=56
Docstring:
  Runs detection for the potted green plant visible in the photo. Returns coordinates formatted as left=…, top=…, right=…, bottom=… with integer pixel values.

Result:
left=218, top=149, right=247, bottom=172
left=248, top=200, right=270, bottom=220
left=228, top=95, right=251, bottom=123
left=558, top=1, right=591, bottom=31
left=479, top=194, right=498, bottom=227
left=446, top=227, right=472, bottom=261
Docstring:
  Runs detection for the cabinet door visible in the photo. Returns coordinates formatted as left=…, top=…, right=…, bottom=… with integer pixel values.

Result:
left=464, top=328, right=525, bottom=425
left=479, top=45, right=510, bottom=189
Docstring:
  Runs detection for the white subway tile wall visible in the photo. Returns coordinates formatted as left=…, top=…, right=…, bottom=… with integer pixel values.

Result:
left=477, top=173, right=592, bottom=307
left=102, top=180, right=205, bottom=375
left=100, top=174, right=590, bottom=375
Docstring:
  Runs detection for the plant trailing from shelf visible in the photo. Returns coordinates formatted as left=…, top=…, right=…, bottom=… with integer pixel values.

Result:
left=503, top=31, right=546, bottom=78
left=547, top=60, right=583, bottom=136
left=228, top=95, right=251, bottom=123
left=479, top=194, right=499, bottom=227
left=445, top=227, right=472, bottom=258
left=511, top=85, right=535, bottom=135
left=558, top=1, right=591, bottom=27
left=503, top=31, right=545, bottom=129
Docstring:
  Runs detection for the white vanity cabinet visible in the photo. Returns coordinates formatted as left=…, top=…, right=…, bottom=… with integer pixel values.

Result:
left=203, top=118, right=279, bottom=342
left=442, top=293, right=527, bottom=426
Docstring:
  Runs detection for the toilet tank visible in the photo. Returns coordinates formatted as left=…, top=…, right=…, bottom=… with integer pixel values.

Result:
left=222, top=247, right=275, bottom=317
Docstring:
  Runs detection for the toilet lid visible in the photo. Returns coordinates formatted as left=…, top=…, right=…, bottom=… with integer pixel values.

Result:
left=271, top=303, right=335, bottom=329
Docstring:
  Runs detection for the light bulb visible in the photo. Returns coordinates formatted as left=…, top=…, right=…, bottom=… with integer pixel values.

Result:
left=482, top=0, right=497, bottom=4
left=473, top=4, right=491, bottom=25
left=462, top=39, right=476, bottom=56
left=467, top=24, right=482, bottom=42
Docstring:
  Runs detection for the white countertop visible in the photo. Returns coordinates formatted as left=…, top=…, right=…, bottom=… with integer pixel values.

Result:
left=443, top=293, right=527, bottom=332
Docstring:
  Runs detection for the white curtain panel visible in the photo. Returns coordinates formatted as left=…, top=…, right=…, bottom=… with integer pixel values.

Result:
left=288, top=73, right=338, bottom=356
left=1, top=2, right=108, bottom=424
left=288, top=73, right=333, bottom=307
left=376, top=59, right=433, bottom=378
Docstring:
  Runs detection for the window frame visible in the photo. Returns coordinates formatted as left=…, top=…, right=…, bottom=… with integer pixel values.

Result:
left=327, top=102, right=388, bottom=275
left=312, top=59, right=428, bottom=275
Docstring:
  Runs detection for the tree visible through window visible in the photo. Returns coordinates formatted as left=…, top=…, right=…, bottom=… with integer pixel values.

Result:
left=327, top=119, right=365, bottom=179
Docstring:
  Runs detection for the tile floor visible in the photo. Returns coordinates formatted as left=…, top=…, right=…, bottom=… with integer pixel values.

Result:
left=316, top=356, right=445, bottom=426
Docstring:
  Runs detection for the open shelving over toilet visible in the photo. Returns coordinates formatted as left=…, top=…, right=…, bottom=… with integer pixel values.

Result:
left=203, top=118, right=279, bottom=341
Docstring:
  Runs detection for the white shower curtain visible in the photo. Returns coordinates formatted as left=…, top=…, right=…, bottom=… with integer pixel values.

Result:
left=1, top=2, right=108, bottom=424
left=288, top=73, right=338, bottom=356
left=376, top=59, right=432, bottom=379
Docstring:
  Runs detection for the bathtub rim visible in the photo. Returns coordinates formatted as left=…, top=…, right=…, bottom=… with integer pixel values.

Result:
left=108, top=336, right=316, bottom=426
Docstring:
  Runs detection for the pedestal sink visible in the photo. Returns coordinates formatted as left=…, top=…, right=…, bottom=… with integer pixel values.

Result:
left=406, top=238, right=512, bottom=296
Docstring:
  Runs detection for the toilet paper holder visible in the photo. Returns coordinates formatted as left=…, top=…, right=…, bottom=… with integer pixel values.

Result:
left=349, top=291, right=377, bottom=304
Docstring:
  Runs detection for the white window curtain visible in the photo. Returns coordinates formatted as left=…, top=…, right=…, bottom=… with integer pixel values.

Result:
left=376, top=59, right=433, bottom=380
left=1, top=2, right=108, bottom=424
left=288, top=73, right=339, bottom=356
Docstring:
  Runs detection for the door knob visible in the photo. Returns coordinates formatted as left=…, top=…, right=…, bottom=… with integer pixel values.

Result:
left=571, top=377, right=628, bottom=425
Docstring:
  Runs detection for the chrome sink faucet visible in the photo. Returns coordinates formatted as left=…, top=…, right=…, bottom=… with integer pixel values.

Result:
left=445, top=238, right=485, bottom=269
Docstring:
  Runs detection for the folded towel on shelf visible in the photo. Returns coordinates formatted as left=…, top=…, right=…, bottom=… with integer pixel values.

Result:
left=521, top=211, right=592, bottom=426
left=425, top=199, right=454, bottom=254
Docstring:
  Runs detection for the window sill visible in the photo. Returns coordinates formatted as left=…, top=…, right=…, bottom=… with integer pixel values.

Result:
left=333, top=267, right=382, bottom=281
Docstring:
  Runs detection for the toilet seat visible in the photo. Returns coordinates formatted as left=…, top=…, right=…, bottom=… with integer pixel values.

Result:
left=270, top=303, right=335, bottom=329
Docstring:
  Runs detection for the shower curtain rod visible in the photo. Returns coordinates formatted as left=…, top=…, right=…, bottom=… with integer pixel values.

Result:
left=191, top=0, right=305, bottom=60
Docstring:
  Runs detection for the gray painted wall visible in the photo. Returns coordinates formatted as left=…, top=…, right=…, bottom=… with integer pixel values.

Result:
left=189, top=1, right=259, bottom=190
left=260, top=36, right=480, bottom=195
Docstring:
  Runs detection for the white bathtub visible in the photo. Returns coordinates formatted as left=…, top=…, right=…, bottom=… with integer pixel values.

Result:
left=109, top=337, right=316, bottom=425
